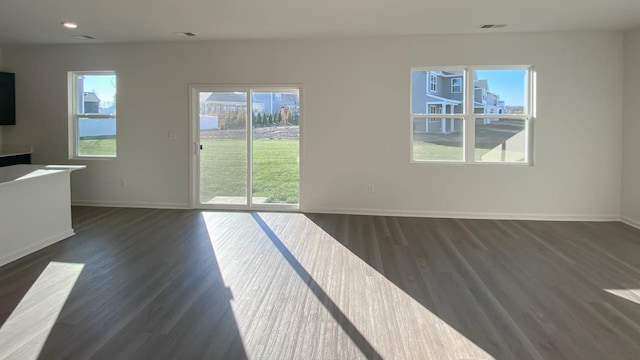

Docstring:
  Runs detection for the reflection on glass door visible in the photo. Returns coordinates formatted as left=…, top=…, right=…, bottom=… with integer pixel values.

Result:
left=198, top=91, right=248, bottom=205
left=251, top=90, right=300, bottom=205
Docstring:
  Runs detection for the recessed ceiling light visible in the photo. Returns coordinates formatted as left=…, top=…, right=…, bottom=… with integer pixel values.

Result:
left=71, top=35, right=96, bottom=40
left=173, top=32, right=197, bottom=37
left=62, top=22, right=78, bottom=29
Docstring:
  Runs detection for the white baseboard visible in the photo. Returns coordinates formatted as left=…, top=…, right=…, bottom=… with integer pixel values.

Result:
left=304, top=207, right=620, bottom=222
left=621, top=217, right=640, bottom=230
left=0, top=230, right=75, bottom=268
left=72, top=200, right=189, bottom=210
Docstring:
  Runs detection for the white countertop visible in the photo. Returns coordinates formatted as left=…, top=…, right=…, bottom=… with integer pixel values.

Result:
left=0, top=145, right=32, bottom=158
left=0, top=164, right=86, bottom=185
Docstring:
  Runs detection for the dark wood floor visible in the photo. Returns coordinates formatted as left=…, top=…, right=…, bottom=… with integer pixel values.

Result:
left=1, top=207, right=640, bottom=359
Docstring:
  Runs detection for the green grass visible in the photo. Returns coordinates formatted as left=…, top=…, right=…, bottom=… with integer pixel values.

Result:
left=79, top=137, right=117, bottom=157
left=413, top=141, right=525, bottom=162
left=78, top=137, right=300, bottom=204
left=198, top=138, right=300, bottom=203
left=413, top=141, right=464, bottom=161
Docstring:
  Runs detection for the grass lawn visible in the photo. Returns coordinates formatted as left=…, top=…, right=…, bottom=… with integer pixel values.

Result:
left=413, top=141, right=526, bottom=162
left=79, top=138, right=117, bottom=157
left=198, top=138, right=300, bottom=203
left=79, top=137, right=300, bottom=204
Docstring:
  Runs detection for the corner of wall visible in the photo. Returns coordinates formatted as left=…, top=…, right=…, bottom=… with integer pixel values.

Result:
left=0, top=46, right=3, bottom=147
left=622, top=29, right=640, bottom=225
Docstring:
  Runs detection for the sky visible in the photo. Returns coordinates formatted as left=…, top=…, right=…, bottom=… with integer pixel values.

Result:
left=83, top=74, right=116, bottom=105
left=475, top=69, right=527, bottom=107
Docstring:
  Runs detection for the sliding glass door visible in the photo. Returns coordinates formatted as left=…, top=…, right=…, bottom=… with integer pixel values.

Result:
left=193, top=87, right=300, bottom=210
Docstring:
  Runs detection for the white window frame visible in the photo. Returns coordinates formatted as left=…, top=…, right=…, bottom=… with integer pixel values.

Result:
left=451, top=77, right=462, bottom=93
left=429, top=73, right=437, bottom=93
left=189, top=84, right=303, bottom=211
left=68, top=71, right=117, bottom=159
left=410, top=66, right=534, bottom=165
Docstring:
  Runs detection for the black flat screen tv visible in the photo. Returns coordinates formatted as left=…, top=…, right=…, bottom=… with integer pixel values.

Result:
left=0, top=72, right=16, bottom=125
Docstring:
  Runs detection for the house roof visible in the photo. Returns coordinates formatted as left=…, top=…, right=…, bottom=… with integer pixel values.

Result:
left=83, top=92, right=100, bottom=102
left=474, top=80, right=489, bottom=90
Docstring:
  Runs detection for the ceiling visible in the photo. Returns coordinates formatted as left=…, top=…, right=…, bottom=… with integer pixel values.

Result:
left=0, top=0, right=639, bottom=45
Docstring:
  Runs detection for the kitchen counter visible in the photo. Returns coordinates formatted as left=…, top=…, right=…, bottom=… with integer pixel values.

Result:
left=0, top=164, right=86, bottom=266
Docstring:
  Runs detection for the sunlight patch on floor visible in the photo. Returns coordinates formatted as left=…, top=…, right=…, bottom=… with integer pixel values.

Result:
left=604, top=289, right=640, bottom=305
left=0, top=262, right=84, bottom=360
left=201, top=211, right=493, bottom=359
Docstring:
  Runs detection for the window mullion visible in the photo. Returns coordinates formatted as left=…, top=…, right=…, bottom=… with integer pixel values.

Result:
left=465, top=68, right=475, bottom=163
left=247, top=89, right=253, bottom=208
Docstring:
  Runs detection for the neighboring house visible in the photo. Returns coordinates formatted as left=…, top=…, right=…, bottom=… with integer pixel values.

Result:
left=82, top=92, right=100, bottom=113
left=252, top=92, right=299, bottom=115
left=473, top=80, right=506, bottom=124
left=200, top=92, right=299, bottom=117
left=412, top=71, right=463, bottom=134
left=203, top=92, right=263, bottom=114
left=412, top=71, right=508, bottom=133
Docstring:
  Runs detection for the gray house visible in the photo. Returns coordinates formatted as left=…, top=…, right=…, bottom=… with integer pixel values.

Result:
left=200, top=92, right=298, bottom=117
left=82, top=91, right=100, bottom=113
left=412, top=71, right=508, bottom=133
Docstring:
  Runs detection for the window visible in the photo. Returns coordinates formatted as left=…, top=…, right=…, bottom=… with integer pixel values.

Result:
left=451, top=77, right=462, bottom=93
left=68, top=71, right=117, bottom=158
left=411, top=66, right=533, bottom=164
left=429, top=73, right=437, bottom=92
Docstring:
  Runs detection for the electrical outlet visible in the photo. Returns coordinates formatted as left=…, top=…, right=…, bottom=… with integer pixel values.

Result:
left=120, top=179, right=127, bottom=187
left=367, top=184, right=375, bottom=193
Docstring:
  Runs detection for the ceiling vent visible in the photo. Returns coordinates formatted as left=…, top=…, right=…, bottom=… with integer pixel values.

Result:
left=173, top=32, right=197, bottom=37
left=72, top=35, right=96, bottom=40
left=480, top=24, right=507, bottom=29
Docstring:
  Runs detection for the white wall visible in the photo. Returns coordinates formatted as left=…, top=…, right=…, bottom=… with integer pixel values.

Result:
left=0, top=32, right=624, bottom=219
left=623, top=29, right=640, bottom=227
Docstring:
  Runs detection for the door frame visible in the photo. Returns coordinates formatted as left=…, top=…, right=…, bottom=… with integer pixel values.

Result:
left=189, top=84, right=303, bottom=211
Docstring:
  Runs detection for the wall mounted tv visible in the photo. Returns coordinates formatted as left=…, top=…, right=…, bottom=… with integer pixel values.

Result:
left=0, top=72, right=16, bottom=125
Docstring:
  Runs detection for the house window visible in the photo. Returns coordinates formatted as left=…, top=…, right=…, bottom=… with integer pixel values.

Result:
left=68, top=71, right=117, bottom=158
left=411, top=66, right=533, bottom=164
left=451, top=78, right=462, bottom=93
left=429, top=73, right=437, bottom=92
